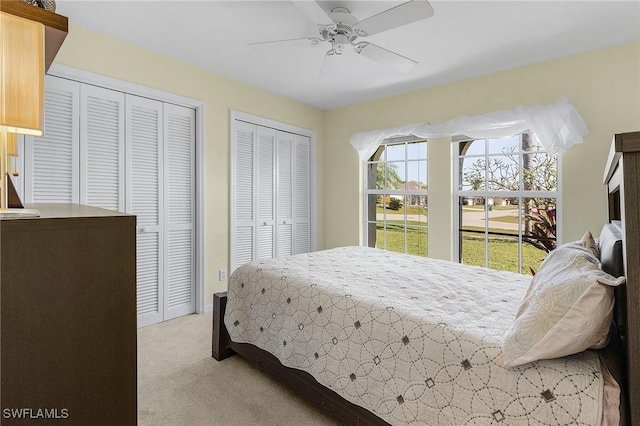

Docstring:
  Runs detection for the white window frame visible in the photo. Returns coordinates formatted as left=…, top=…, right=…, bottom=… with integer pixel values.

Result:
left=453, top=133, right=562, bottom=273
left=362, top=137, right=429, bottom=255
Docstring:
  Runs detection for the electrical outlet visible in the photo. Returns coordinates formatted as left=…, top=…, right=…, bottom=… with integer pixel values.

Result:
left=219, top=269, right=227, bottom=281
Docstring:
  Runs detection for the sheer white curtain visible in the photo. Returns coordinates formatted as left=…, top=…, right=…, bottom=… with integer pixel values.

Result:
left=349, top=97, right=588, bottom=161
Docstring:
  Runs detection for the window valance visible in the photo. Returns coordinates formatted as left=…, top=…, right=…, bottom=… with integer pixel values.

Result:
left=349, top=97, right=588, bottom=161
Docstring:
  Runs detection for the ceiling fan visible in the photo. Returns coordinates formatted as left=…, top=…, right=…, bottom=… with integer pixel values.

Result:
left=249, top=0, right=435, bottom=77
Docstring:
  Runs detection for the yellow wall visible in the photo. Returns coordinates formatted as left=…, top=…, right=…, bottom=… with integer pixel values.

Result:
left=323, top=41, right=640, bottom=256
left=54, top=25, right=326, bottom=302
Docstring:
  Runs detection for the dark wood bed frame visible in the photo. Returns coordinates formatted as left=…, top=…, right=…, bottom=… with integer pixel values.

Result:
left=213, top=131, right=640, bottom=425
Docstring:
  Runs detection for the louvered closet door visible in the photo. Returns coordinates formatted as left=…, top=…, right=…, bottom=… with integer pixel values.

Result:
left=80, top=85, right=125, bottom=211
left=164, top=104, right=196, bottom=320
left=24, top=75, right=79, bottom=203
left=126, top=95, right=164, bottom=328
left=294, top=135, right=311, bottom=254
left=232, top=121, right=257, bottom=271
left=257, top=126, right=276, bottom=260
left=276, top=131, right=294, bottom=257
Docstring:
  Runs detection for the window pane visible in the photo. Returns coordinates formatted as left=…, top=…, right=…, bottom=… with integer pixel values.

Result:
left=383, top=143, right=405, bottom=161
left=368, top=222, right=385, bottom=249
left=385, top=194, right=405, bottom=217
left=521, top=197, right=556, bottom=273
left=461, top=230, right=485, bottom=267
left=368, top=194, right=383, bottom=222
left=488, top=135, right=519, bottom=154
left=522, top=197, right=557, bottom=250
left=384, top=223, right=406, bottom=255
left=460, top=157, right=485, bottom=191
left=522, top=152, right=557, bottom=191
left=406, top=226, right=427, bottom=257
left=407, top=141, right=427, bottom=160
left=459, top=139, right=484, bottom=156
left=367, top=162, right=384, bottom=190
left=460, top=199, right=486, bottom=267
left=486, top=155, right=519, bottom=191
left=407, top=160, right=427, bottom=189
left=406, top=195, right=428, bottom=225
left=487, top=197, right=521, bottom=273
left=383, top=161, right=405, bottom=190
left=488, top=234, right=519, bottom=273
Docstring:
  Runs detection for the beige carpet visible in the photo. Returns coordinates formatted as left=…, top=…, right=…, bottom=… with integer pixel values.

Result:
left=138, top=312, right=339, bottom=426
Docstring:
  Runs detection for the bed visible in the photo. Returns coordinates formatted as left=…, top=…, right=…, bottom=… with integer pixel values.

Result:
left=213, top=131, right=640, bottom=425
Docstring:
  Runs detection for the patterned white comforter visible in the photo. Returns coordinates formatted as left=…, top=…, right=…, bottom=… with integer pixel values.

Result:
left=225, top=247, right=604, bottom=425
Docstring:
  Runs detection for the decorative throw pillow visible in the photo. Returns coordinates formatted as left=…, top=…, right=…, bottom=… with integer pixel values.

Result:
left=502, top=236, right=624, bottom=368
left=582, top=230, right=600, bottom=259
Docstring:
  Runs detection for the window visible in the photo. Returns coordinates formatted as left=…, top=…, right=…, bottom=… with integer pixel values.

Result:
left=365, top=139, right=428, bottom=256
left=455, top=133, right=559, bottom=274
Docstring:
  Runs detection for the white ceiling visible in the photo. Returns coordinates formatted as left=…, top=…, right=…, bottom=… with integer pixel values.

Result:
left=56, top=1, right=640, bottom=110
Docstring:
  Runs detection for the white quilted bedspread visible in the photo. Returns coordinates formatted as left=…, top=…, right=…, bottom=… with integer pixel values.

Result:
left=225, top=247, right=604, bottom=425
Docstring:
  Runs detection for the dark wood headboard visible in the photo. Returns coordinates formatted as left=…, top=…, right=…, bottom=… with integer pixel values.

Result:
left=603, top=131, right=640, bottom=425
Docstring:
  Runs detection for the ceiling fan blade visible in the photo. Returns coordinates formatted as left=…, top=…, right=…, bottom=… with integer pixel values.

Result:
left=318, top=50, right=340, bottom=82
left=292, top=1, right=335, bottom=26
left=248, top=37, right=321, bottom=48
left=357, top=0, right=434, bottom=36
left=354, top=42, right=417, bottom=72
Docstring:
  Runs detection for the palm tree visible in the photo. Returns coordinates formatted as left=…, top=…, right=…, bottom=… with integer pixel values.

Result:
left=376, top=162, right=403, bottom=189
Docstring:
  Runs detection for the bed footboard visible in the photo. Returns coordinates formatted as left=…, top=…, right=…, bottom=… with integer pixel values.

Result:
left=211, top=291, right=389, bottom=425
left=212, top=292, right=235, bottom=361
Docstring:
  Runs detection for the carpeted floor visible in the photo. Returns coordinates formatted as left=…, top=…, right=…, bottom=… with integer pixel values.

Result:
left=138, top=312, right=338, bottom=426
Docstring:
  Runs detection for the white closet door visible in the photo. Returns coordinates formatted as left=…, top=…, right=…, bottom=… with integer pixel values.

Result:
left=256, top=126, right=276, bottom=260
left=164, top=103, right=195, bottom=320
left=24, top=75, right=79, bottom=203
left=80, top=85, right=125, bottom=211
left=126, top=95, right=164, bottom=328
left=294, top=135, right=311, bottom=254
left=276, top=131, right=294, bottom=257
left=232, top=121, right=257, bottom=271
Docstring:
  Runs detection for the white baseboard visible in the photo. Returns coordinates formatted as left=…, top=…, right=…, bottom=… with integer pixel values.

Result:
left=205, top=304, right=213, bottom=313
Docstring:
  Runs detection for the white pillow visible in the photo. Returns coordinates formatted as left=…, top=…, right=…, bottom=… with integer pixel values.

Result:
left=502, top=237, right=624, bottom=368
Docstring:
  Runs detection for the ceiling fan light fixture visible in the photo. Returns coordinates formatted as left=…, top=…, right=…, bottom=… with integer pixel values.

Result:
left=331, top=33, right=348, bottom=53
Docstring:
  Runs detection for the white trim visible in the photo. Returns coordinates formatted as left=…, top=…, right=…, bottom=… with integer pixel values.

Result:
left=195, top=104, right=206, bottom=314
left=46, top=64, right=207, bottom=316
left=205, top=304, right=213, bottom=313
left=48, top=64, right=202, bottom=109
left=230, top=110, right=318, bottom=274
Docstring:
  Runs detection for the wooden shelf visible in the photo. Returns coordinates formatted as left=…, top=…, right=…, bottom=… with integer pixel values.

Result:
left=0, top=0, right=68, bottom=71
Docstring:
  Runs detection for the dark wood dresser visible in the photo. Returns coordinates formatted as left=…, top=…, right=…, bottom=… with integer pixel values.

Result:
left=0, top=204, right=137, bottom=425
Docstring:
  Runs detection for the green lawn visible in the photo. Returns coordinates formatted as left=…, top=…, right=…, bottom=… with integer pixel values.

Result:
left=376, top=205, right=428, bottom=216
left=373, top=225, right=547, bottom=274
left=461, top=233, right=546, bottom=273
left=375, top=224, right=428, bottom=257
left=488, top=215, right=518, bottom=224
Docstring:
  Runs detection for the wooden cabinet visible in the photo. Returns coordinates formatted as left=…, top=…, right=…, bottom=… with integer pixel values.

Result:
left=0, top=0, right=68, bottom=72
left=0, top=204, right=136, bottom=425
